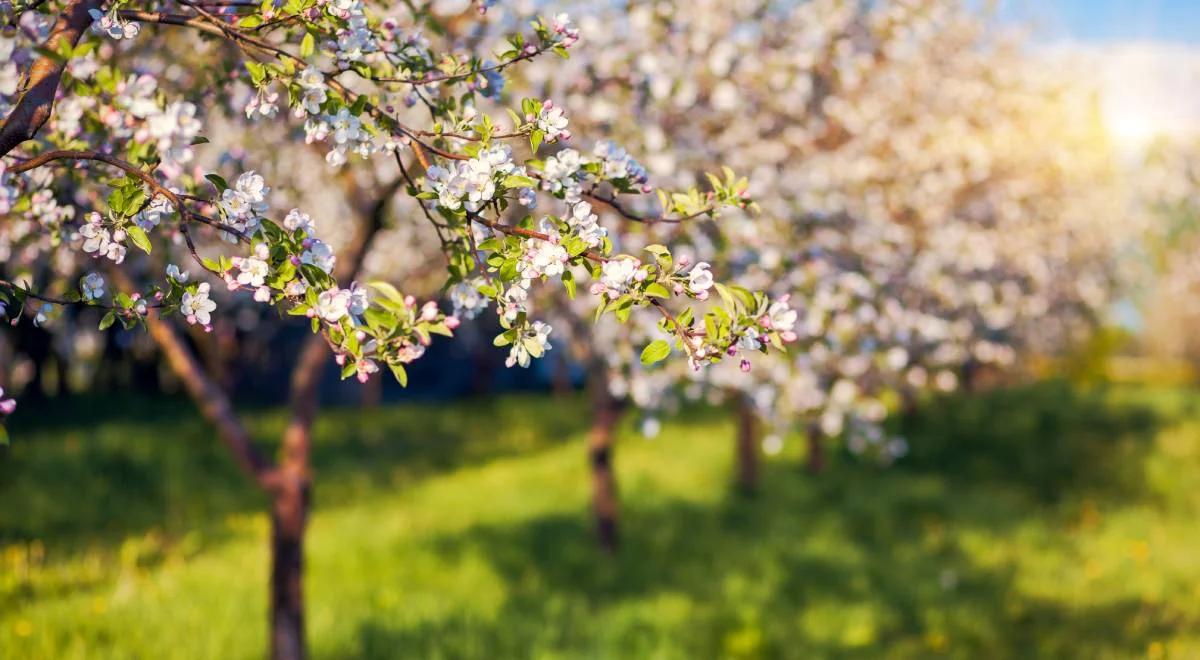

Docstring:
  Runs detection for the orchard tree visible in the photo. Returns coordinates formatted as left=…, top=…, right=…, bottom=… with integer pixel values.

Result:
left=499, top=0, right=1126, bottom=541
left=0, top=1, right=800, bottom=656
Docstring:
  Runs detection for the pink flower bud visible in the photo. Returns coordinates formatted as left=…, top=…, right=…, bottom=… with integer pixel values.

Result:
left=740, top=359, right=751, bottom=373
left=0, top=399, right=16, bottom=415
left=445, top=316, right=461, bottom=329
left=404, top=295, right=416, bottom=308
left=335, top=354, right=346, bottom=366
left=306, top=308, right=317, bottom=318
left=781, top=331, right=798, bottom=343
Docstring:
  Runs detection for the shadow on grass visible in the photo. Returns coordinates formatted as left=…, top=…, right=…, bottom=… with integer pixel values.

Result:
left=352, top=459, right=1185, bottom=659
left=0, top=381, right=1183, bottom=656
left=896, top=380, right=1162, bottom=504
left=0, top=394, right=596, bottom=559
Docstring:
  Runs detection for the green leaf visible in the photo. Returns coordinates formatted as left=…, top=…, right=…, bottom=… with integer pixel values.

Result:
left=503, top=174, right=537, bottom=188
left=300, top=32, right=316, bottom=58
left=562, top=269, right=576, bottom=299
left=529, top=129, right=543, bottom=154
left=368, top=280, right=406, bottom=304
left=640, top=339, right=671, bottom=365
left=0, top=425, right=8, bottom=446
left=99, top=311, right=117, bottom=331
left=205, top=174, right=229, bottom=192
left=493, top=330, right=515, bottom=347
left=126, top=225, right=152, bottom=254
left=645, top=282, right=670, bottom=299
left=244, top=60, right=267, bottom=84
left=389, top=363, right=409, bottom=387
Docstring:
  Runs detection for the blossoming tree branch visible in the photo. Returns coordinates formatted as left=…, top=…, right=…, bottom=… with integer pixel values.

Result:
left=0, top=2, right=804, bottom=656
left=0, top=0, right=799, bottom=430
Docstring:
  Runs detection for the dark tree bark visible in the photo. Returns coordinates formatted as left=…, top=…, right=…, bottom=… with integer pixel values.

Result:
left=587, top=371, right=622, bottom=553
left=805, top=420, right=826, bottom=475
left=734, top=395, right=760, bottom=495
left=0, top=0, right=102, bottom=157
left=269, top=337, right=324, bottom=660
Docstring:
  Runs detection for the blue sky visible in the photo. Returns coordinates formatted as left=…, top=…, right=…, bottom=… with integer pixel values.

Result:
left=1004, top=0, right=1200, bottom=44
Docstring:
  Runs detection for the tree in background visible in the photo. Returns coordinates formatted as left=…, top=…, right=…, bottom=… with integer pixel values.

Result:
left=501, top=0, right=1127, bottom=545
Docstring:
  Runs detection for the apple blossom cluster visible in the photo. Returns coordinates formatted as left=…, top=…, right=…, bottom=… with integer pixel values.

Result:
left=0, top=0, right=790, bottom=437
left=535, top=141, right=652, bottom=203
left=89, top=7, right=140, bottom=41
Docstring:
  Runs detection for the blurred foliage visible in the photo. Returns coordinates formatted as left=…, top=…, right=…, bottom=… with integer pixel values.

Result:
left=1, top=384, right=1199, bottom=658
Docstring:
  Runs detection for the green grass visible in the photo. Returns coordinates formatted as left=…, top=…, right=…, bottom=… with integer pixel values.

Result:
left=2, top=382, right=1199, bottom=658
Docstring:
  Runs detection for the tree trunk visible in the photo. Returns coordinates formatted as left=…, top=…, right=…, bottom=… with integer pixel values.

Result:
left=270, top=471, right=308, bottom=660
left=805, top=421, right=826, bottom=475
left=588, top=378, right=621, bottom=553
left=270, top=337, right=324, bottom=660
left=734, top=396, right=759, bottom=495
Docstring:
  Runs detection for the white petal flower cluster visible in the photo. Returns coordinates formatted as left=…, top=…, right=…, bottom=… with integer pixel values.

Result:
left=245, top=86, right=280, bottom=120
left=89, top=8, right=140, bottom=40
left=294, top=69, right=328, bottom=118
left=79, top=212, right=127, bottom=264
left=566, top=202, right=607, bottom=248
left=80, top=273, right=105, bottom=301
left=506, top=320, right=553, bottom=368
left=515, top=218, right=571, bottom=282
left=143, top=101, right=202, bottom=170
left=595, top=258, right=640, bottom=297
left=301, top=239, right=337, bottom=274
left=330, top=0, right=378, bottom=64
left=426, top=145, right=517, bottom=213
left=232, top=244, right=272, bottom=301
left=283, top=209, right=316, bottom=234
left=449, top=280, right=490, bottom=320
left=541, top=149, right=584, bottom=202
left=535, top=101, right=570, bottom=143
left=686, top=261, right=714, bottom=299
left=135, top=196, right=173, bottom=232
left=219, top=171, right=270, bottom=239
left=593, top=140, right=649, bottom=187
left=181, top=283, right=217, bottom=326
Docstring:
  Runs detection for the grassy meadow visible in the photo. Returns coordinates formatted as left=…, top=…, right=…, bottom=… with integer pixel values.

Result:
left=1, top=382, right=1199, bottom=658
